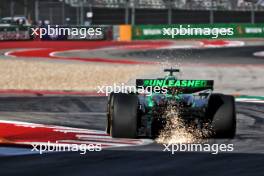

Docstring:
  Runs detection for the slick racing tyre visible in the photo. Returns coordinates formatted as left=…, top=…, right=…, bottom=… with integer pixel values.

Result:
left=106, top=92, right=114, bottom=134
left=110, top=93, right=138, bottom=138
left=206, top=94, right=236, bottom=138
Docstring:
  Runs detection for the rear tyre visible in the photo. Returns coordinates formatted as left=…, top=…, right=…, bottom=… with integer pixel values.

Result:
left=206, top=94, right=236, bottom=138
left=106, top=92, right=114, bottom=134
left=110, top=93, right=138, bottom=138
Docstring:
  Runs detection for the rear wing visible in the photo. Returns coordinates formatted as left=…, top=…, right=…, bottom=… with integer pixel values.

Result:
left=136, top=79, right=214, bottom=93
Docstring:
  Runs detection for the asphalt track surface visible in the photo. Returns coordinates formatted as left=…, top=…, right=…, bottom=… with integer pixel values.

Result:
left=0, top=45, right=264, bottom=176
left=55, top=44, right=264, bottom=65
left=119, top=45, right=264, bottom=65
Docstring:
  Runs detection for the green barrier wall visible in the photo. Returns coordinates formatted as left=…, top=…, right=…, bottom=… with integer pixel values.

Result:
left=132, top=24, right=264, bottom=40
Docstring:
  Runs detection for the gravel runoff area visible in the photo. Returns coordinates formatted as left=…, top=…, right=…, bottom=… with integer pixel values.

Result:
left=0, top=58, right=263, bottom=96
left=0, top=59, right=158, bottom=91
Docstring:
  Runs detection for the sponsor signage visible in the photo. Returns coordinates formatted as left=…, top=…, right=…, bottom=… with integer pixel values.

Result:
left=132, top=23, right=264, bottom=40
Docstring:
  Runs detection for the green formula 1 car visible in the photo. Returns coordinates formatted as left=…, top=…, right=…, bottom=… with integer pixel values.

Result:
left=106, top=68, right=236, bottom=139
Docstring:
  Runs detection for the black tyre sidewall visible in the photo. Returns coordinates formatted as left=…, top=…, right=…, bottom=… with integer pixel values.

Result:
left=207, top=94, right=236, bottom=138
left=111, top=93, right=138, bottom=138
left=106, top=92, right=114, bottom=134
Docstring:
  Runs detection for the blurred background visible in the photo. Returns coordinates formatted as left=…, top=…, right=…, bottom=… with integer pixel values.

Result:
left=0, top=0, right=264, bottom=26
